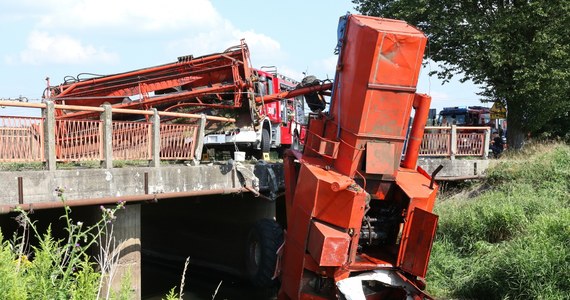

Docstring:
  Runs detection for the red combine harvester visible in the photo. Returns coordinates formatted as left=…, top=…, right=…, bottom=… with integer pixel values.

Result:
left=45, top=41, right=302, bottom=155
left=257, top=14, right=441, bottom=299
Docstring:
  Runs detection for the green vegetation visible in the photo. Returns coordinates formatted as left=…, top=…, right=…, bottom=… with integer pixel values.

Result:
left=0, top=159, right=185, bottom=171
left=0, top=198, right=133, bottom=300
left=427, top=143, right=570, bottom=299
left=0, top=162, right=44, bottom=171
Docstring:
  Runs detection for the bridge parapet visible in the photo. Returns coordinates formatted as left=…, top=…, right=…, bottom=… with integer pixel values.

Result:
left=0, top=162, right=283, bottom=214
left=0, top=101, right=230, bottom=170
left=420, top=125, right=491, bottom=159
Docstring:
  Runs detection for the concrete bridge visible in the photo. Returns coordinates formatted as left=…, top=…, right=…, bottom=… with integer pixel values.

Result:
left=0, top=101, right=493, bottom=298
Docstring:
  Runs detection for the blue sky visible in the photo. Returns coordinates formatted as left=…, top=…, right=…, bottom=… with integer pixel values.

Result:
left=0, top=0, right=484, bottom=117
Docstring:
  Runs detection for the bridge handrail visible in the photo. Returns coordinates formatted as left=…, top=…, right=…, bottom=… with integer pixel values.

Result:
left=0, top=100, right=235, bottom=123
left=0, top=101, right=209, bottom=169
left=420, top=125, right=491, bottom=159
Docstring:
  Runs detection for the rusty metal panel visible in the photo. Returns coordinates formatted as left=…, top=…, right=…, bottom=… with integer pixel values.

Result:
left=330, top=15, right=426, bottom=137
left=0, top=116, right=44, bottom=162
left=365, top=141, right=397, bottom=175
left=399, top=207, right=438, bottom=277
left=370, top=23, right=426, bottom=88
left=160, top=123, right=198, bottom=160
left=307, top=221, right=350, bottom=267
left=112, top=121, right=152, bottom=160
left=420, top=131, right=451, bottom=156
left=55, top=119, right=102, bottom=161
left=299, top=164, right=367, bottom=229
left=305, top=131, right=340, bottom=159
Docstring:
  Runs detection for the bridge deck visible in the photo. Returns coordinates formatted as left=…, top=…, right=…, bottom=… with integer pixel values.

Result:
left=0, top=155, right=491, bottom=214
left=0, top=162, right=283, bottom=213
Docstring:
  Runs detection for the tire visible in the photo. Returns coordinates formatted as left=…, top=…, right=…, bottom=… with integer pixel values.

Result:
left=261, top=128, right=271, bottom=154
left=245, top=218, right=284, bottom=288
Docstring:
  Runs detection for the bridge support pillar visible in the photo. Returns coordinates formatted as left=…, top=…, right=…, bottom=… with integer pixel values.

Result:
left=43, top=101, right=56, bottom=171
left=104, top=203, right=141, bottom=299
left=150, top=109, right=160, bottom=168
left=450, top=124, right=457, bottom=160
left=101, top=104, right=113, bottom=169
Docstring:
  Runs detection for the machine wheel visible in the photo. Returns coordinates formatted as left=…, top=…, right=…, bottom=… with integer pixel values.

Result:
left=245, top=218, right=283, bottom=288
left=261, top=128, right=271, bottom=154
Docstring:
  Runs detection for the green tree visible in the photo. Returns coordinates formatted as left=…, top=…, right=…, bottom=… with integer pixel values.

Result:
left=352, top=0, right=570, bottom=148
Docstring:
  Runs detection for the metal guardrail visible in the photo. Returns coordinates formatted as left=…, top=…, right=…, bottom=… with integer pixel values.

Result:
left=0, top=101, right=208, bottom=169
left=420, top=125, right=490, bottom=159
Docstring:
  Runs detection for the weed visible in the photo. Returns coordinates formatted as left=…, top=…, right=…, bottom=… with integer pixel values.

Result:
left=427, top=142, right=570, bottom=299
left=0, top=190, right=129, bottom=299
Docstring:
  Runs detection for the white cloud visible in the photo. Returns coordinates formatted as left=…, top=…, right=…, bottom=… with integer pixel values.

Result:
left=166, top=20, right=283, bottom=65
left=5, top=0, right=284, bottom=72
left=429, top=90, right=451, bottom=101
left=274, top=66, right=305, bottom=82
left=36, top=0, right=220, bottom=31
left=311, top=55, right=338, bottom=79
left=17, top=31, right=118, bottom=65
left=425, top=90, right=451, bottom=110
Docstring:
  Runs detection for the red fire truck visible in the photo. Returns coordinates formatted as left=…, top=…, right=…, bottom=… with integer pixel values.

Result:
left=202, top=67, right=301, bottom=154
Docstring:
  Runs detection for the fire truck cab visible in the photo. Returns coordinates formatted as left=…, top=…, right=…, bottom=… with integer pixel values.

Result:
left=203, top=68, right=301, bottom=154
left=437, top=106, right=492, bottom=126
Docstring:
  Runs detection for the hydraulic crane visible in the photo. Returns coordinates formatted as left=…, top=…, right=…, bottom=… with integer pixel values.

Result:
left=274, top=14, right=439, bottom=299
left=44, top=41, right=305, bottom=156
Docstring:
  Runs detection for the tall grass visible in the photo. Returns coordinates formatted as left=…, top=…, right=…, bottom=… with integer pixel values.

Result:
left=428, top=142, right=570, bottom=299
left=0, top=196, right=133, bottom=300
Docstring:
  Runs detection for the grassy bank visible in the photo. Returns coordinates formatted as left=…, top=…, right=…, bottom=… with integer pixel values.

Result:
left=0, top=202, right=134, bottom=300
left=427, top=142, right=570, bottom=299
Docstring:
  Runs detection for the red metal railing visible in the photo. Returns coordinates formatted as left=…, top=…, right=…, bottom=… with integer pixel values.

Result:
left=159, top=123, right=198, bottom=160
left=0, top=101, right=231, bottom=168
left=112, top=121, right=152, bottom=160
left=0, top=116, right=44, bottom=162
left=55, top=119, right=102, bottom=161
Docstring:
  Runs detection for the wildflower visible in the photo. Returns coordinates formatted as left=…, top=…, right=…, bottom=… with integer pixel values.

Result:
left=55, top=186, right=65, bottom=197
left=76, top=221, right=83, bottom=227
left=75, top=243, right=80, bottom=247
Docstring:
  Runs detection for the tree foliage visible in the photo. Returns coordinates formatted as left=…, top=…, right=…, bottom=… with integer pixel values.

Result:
left=353, top=0, right=570, bottom=146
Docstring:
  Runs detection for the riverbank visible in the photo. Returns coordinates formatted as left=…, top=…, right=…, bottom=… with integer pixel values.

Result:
left=427, top=142, right=570, bottom=299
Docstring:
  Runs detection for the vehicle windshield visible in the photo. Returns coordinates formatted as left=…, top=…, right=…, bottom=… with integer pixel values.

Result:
left=438, top=114, right=466, bottom=125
